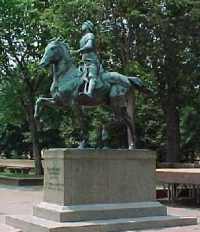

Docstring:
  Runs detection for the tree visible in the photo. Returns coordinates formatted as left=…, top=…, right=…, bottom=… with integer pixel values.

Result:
left=0, top=0, right=52, bottom=175
left=137, top=0, right=200, bottom=161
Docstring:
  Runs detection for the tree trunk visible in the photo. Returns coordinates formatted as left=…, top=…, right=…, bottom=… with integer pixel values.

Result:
left=27, top=103, right=43, bottom=176
left=166, top=97, right=180, bottom=162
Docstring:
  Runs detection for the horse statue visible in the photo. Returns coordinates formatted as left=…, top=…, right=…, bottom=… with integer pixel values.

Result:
left=35, top=39, right=147, bottom=149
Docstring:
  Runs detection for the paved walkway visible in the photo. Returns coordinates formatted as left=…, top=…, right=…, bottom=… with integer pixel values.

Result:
left=0, top=185, right=42, bottom=225
left=0, top=185, right=199, bottom=231
left=137, top=204, right=200, bottom=231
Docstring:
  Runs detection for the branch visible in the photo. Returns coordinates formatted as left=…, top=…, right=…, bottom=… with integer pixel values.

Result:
left=6, top=37, right=33, bottom=92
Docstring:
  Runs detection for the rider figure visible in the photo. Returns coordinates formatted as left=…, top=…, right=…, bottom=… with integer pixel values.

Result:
left=75, top=20, right=100, bottom=98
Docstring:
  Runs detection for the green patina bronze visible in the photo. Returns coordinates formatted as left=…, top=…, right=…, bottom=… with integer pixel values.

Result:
left=35, top=22, right=147, bottom=149
left=75, top=20, right=100, bottom=98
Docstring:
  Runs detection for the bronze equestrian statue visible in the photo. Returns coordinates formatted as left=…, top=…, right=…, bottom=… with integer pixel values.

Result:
left=35, top=21, right=148, bottom=149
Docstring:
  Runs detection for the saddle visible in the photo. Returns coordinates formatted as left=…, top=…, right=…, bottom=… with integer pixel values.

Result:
left=79, top=65, right=105, bottom=91
left=77, top=65, right=107, bottom=105
left=79, top=64, right=104, bottom=81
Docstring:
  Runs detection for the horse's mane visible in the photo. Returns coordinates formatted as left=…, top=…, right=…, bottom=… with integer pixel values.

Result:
left=59, top=41, right=70, bottom=52
left=49, top=38, right=70, bottom=58
left=57, top=40, right=74, bottom=64
left=57, top=40, right=70, bottom=57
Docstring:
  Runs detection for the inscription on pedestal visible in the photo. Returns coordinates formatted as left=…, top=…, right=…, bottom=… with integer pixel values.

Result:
left=45, top=165, right=64, bottom=192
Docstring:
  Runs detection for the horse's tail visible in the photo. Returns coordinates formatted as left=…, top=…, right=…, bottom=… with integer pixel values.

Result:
left=103, top=72, right=151, bottom=95
left=128, top=76, right=152, bottom=95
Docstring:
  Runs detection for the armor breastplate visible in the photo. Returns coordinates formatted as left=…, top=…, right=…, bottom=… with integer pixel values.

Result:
left=80, top=33, right=99, bottom=64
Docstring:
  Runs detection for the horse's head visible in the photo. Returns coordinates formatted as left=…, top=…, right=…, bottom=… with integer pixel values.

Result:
left=39, top=39, right=71, bottom=68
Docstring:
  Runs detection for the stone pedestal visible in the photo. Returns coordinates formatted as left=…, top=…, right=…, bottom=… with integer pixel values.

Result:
left=6, top=149, right=197, bottom=231
left=42, top=149, right=156, bottom=205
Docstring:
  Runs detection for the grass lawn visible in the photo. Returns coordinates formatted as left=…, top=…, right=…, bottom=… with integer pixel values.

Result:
left=0, top=171, right=37, bottom=178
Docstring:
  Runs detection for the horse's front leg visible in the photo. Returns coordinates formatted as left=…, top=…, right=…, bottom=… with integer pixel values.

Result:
left=34, top=97, right=56, bottom=119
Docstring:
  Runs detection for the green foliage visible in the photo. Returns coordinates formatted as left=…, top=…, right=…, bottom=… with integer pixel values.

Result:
left=0, top=0, right=199, bottom=162
left=0, top=124, right=31, bottom=158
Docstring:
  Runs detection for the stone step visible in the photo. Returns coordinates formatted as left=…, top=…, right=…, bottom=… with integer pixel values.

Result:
left=33, top=201, right=167, bottom=222
left=0, top=223, right=22, bottom=232
left=6, top=214, right=197, bottom=232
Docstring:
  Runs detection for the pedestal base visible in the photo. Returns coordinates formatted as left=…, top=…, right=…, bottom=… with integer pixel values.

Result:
left=6, top=214, right=197, bottom=232
left=5, top=149, right=198, bottom=231
left=33, top=201, right=167, bottom=222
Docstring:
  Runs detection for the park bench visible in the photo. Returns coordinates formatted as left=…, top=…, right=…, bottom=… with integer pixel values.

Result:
left=0, top=159, right=35, bottom=174
left=0, top=165, right=6, bottom=172
left=157, top=168, right=200, bottom=204
left=0, top=159, right=44, bottom=175
left=6, top=166, right=32, bottom=175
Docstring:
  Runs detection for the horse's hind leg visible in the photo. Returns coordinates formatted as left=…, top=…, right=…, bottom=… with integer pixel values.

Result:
left=122, top=108, right=136, bottom=149
left=111, top=94, right=136, bottom=149
left=126, top=91, right=136, bottom=149
left=112, top=105, right=136, bottom=150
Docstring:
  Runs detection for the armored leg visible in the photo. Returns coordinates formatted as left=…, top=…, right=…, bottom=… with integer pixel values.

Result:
left=84, top=63, right=98, bottom=98
left=86, top=78, right=96, bottom=97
